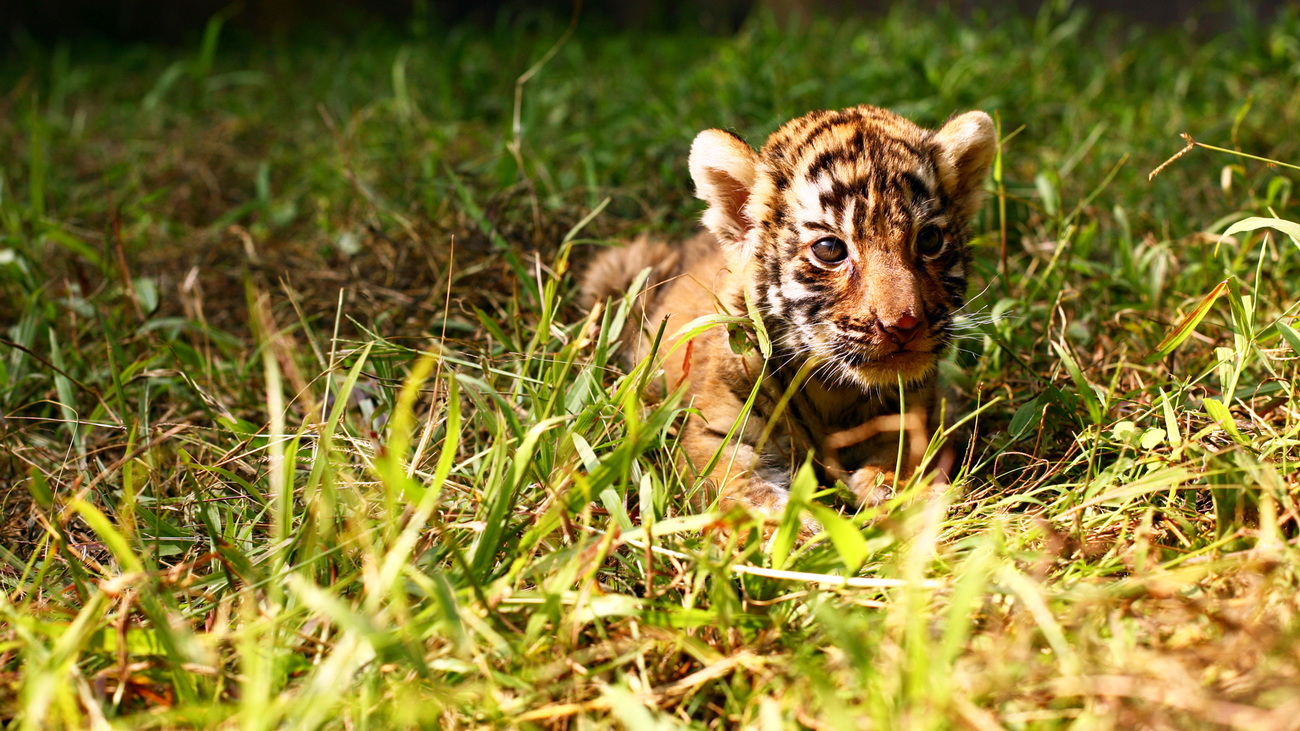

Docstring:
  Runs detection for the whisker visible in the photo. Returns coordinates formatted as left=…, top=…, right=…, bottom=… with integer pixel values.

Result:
left=956, top=277, right=999, bottom=312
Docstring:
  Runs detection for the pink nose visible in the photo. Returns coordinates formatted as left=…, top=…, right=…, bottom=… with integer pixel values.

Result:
left=878, top=312, right=920, bottom=345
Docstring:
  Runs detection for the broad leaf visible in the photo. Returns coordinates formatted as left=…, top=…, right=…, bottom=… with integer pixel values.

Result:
left=1276, top=320, right=1300, bottom=354
left=1203, top=397, right=1249, bottom=446
left=1008, top=394, right=1043, bottom=439
left=808, top=504, right=869, bottom=572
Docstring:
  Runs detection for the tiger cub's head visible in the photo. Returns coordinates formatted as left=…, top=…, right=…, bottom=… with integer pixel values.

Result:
left=689, top=105, right=996, bottom=389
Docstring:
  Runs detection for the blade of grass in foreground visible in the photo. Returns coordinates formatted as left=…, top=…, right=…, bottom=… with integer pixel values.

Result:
left=1142, top=279, right=1229, bottom=364
left=1218, top=216, right=1300, bottom=249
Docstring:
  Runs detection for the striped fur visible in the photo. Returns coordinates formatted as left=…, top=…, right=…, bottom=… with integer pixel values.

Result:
left=582, top=105, right=996, bottom=524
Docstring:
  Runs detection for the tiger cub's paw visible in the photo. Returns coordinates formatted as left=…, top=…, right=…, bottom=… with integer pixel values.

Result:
left=847, top=466, right=899, bottom=508
left=723, top=480, right=822, bottom=538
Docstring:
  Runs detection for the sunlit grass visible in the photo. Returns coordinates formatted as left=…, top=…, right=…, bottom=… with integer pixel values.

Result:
left=3, top=3, right=1300, bottom=728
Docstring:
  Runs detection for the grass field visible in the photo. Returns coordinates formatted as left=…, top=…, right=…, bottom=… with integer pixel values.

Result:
left=3, top=3, right=1300, bottom=728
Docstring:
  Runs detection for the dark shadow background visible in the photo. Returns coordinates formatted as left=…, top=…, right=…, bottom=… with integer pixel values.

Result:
left=0, top=0, right=1286, bottom=49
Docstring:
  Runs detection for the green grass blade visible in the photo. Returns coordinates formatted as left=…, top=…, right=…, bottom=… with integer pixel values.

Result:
left=1051, top=341, right=1101, bottom=423
left=1275, top=320, right=1300, bottom=353
left=1218, top=216, right=1300, bottom=249
left=1142, top=279, right=1230, bottom=364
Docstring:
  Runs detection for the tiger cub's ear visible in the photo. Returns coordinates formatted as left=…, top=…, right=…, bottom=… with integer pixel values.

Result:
left=689, top=129, right=760, bottom=251
left=932, top=111, right=997, bottom=224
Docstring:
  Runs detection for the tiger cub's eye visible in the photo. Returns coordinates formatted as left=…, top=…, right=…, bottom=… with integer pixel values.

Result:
left=811, top=237, right=848, bottom=263
left=916, top=226, right=944, bottom=257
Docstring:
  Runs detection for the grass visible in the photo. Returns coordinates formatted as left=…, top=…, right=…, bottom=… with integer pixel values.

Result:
left=3, top=2, right=1300, bottom=727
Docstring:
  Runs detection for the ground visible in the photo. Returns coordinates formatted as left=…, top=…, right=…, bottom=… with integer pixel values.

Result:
left=2, top=5, right=1300, bottom=729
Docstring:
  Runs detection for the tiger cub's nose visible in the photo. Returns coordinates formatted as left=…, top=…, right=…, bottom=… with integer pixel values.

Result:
left=877, top=312, right=920, bottom=346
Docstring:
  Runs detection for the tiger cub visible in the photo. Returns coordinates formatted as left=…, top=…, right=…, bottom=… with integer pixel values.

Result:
left=582, top=105, right=996, bottom=524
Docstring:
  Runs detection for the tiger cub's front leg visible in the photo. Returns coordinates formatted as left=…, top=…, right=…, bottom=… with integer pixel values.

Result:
left=678, top=413, right=792, bottom=518
left=679, top=413, right=825, bottom=537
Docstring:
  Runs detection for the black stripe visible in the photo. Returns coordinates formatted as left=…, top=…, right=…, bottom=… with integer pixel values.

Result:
left=802, top=221, right=835, bottom=233
left=838, top=321, right=874, bottom=334
left=891, top=137, right=922, bottom=160
left=901, top=171, right=932, bottom=202
left=733, top=289, right=750, bottom=314
left=820, top=176, right=875, bottom=218
left=792, top=269, right=833, bottom=290
left=789, top=113, right=849, bottom=159
left=852, top=196, right=870, bottom=240
left=783, top=292, right=825, bottom=306
left=806, top=148, right=841, bottom=180
left=805, top=130, right=865, bottom=180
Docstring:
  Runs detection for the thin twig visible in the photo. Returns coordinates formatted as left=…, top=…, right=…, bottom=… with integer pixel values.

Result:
left=1150, top=132, right=1300, bottom=182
